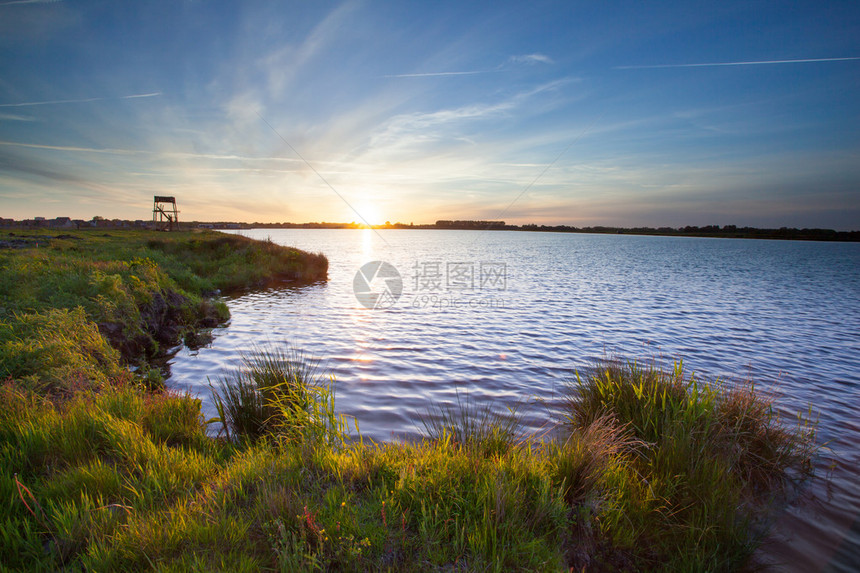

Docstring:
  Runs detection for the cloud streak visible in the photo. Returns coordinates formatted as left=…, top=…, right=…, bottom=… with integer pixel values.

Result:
left=366, top=78, right=572, bottom=153
left=509, top=53, right=554, bottom=65
left=0, top=0, right=61, bottom=6
left=0, top=113, right=35, bottom=122
left=0, top=92, right=162, bottom=108
left=385, top=53, right=556, bottom=79
left=383, top=70, right=494, bottom=78
left=0, top=140, right=306, bottom=164
left=385, top=53, right=555, bottom=80
left=615, top=56, right=860, bottom=70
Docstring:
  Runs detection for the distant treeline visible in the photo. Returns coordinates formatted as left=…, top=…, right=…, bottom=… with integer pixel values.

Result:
left=205, top=220, right=859, bottom=241
left=8, top=217, right=856, bottom=241
left=435, top=220, right=507, bottom=229
left=515, top=223, right=860, bottom=242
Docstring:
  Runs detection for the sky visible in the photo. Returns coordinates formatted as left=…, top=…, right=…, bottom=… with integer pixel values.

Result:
left=1, top=0, right=859, bottom=230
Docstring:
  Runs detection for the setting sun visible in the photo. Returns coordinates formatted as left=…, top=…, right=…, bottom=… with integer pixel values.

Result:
left=354, top=201, right=383, bottom=227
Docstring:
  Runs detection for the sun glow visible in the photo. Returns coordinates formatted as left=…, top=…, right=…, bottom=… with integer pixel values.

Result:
left=354, top=201, right=382, bottom=226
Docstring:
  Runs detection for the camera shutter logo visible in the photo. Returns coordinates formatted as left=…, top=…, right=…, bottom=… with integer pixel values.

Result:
left=353, top=261, right=403, bottom=310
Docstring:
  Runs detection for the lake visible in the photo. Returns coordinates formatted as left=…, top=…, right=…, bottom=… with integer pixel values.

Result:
left=167, top=229, right=860, bottom=571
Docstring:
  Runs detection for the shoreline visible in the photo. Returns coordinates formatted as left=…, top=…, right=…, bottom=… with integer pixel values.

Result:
left=0, top=230, right=819, bottom=571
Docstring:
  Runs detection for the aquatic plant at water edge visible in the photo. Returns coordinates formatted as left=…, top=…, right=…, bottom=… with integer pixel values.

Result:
left=419, top=389, right=523, bottom=457
left=210, top=346, right=350, bottom=446
left=561, top=359, right=819, bottom=569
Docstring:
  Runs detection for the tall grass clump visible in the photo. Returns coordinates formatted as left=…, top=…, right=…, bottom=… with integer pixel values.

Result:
left=563, top=359, right=818, bottom=570
left=211, top=346, right=349, bottom=446
left=547, top=414, right=634, bottom=505
left=419, top=391, right=523, bottom=456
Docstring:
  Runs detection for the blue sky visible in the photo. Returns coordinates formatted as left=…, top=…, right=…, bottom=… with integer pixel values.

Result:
left=1, top=0, right=858, bottom=229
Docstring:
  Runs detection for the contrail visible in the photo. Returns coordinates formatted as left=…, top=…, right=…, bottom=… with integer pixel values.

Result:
left=0, top=113, right=35, bottom=122
left=615, top=56, right=860, bottom=70
left=0, top=140, right=141, bottom=154
left=0, top=92, right=162, bottom=108
left=120, top=92, right=162, bottom=99
left=0, top=139, right=317, bottom=167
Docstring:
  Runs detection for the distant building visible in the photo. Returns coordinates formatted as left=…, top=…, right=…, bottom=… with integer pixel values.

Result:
left=435, top=220, right=506, bottom=229
left=50, top=217, right=74, bottom=228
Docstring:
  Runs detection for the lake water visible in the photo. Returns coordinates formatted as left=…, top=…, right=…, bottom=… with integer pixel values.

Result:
left=166, top=229, right=860, bottom=571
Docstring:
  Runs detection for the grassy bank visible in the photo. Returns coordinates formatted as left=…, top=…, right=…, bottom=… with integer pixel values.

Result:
left=0, top=231, right=816, bottom=571
left=0, top=229, right=327, bottom=393
left=1, top=354, right=817, bottom=571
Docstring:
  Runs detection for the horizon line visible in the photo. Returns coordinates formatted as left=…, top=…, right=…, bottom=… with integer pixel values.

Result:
left=4, top=217, right=856, bottom=233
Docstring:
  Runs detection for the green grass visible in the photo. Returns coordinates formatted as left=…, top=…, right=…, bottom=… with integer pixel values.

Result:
left=420, top=390, right=523, bottom=457
left=0, top=353, right=818, bottom=572
left=0, top=307, right=126, bottom=395
left=0, top=377, right=570, bottom=572
left=143, top=233, right=328, bottom=293
left=0, top=229, right=327, bottom=392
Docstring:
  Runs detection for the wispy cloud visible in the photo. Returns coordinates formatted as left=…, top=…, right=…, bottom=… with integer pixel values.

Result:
left=0, top=92, right=162, bottom=108
left=121, top=92, right=162, bottom=100
left=256, top=2, right=357, bottom=97
left=383, top=70, right=494, bottom=78
left=372, top=78, right=572, bottom=140
left=0, top=0, right=61, bottom=6
left=0, top=140, right=142, bottom=155
left=0, top=112, right=35, bottom=122
left=509, top=53, right=554, bottom=65
left=615, top=56, right=860, bottom=70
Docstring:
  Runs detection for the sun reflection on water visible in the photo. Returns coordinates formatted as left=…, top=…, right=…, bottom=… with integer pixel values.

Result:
left=362, top=228, right=373, bottom=259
